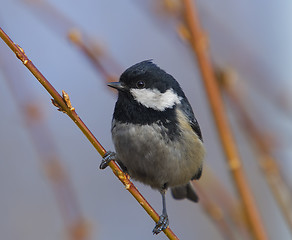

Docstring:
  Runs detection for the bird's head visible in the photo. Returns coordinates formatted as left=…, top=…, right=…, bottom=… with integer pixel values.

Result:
left=108, top=60, right=184, bottom=111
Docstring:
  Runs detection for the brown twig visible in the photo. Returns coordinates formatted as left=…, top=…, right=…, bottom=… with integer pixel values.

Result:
left=181, top=1, right=268, bottom=239
left=0, top=27, right=179, bottom=240
left=0, top=50, right=90, bottom=240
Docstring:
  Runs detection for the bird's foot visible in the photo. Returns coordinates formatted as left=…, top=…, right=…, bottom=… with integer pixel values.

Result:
left=100, top=151, right=116, bottom=169
left=152, top=214, right=169, bottom=235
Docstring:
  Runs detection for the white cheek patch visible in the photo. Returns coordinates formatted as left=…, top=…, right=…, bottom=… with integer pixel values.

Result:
left=130, top=88, right=182, bottom=111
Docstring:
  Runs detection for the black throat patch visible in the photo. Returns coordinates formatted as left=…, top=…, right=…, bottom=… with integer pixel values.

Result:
left=113, top=92, right=181, bottom=141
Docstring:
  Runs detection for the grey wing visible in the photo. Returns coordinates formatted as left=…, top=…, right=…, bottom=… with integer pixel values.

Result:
left=180, top=98, right=203, bottom=141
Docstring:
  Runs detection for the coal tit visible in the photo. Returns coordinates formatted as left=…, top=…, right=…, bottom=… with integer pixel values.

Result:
left=100, top=60, right=205, bottom=234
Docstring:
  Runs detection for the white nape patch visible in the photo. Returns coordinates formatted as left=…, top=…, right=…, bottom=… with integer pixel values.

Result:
left=130, top=88, right=182, bottom=111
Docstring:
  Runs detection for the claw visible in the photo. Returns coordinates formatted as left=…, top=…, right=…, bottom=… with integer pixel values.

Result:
left=152, top=214, right=169, bottom=235
left=100, top=151, right=116, bottom=169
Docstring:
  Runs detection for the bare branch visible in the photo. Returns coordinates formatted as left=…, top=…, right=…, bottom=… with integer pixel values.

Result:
left=0, top=27, right=179, bottom=240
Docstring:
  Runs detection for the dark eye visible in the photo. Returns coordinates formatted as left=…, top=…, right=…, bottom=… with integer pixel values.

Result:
left=136, top=80, right=145, bottom=89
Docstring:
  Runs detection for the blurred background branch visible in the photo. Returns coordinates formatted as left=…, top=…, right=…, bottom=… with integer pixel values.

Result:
left=219, top=68, right=292, bottom=236
left=181, top=0, right=267, bottom=239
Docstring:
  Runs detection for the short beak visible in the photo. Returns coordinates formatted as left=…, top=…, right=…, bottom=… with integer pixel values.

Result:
left=107, top=82, right=126, bottom=91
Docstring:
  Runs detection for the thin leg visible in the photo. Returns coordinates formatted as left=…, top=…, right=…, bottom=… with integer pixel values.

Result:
left=153, top=189, right=169, bottom=234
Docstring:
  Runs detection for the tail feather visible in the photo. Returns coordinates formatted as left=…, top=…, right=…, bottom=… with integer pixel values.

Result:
left=171, top=182, right=199, bottom=203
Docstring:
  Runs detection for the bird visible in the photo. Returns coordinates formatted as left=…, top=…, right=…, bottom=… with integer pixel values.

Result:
left=100, top=60, right=205, bottom=234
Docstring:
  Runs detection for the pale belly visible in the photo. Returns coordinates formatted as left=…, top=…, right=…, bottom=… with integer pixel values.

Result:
left=112, top=121, right=205, bottom=189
